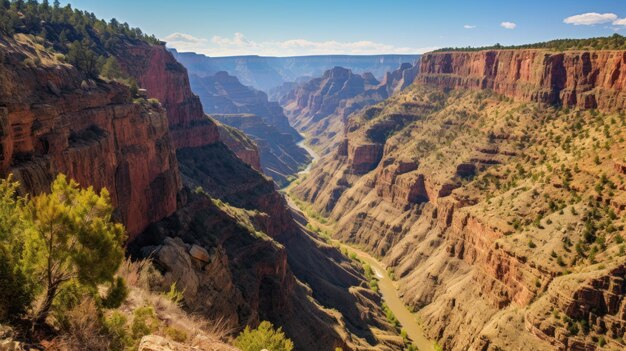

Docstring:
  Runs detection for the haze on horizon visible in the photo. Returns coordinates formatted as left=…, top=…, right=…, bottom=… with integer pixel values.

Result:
left=58, top=0, right=626, bottom=56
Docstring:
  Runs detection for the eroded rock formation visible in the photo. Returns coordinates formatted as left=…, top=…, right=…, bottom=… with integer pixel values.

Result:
left=419, top=50, right=626, bottom=112
left=187, top=71, right=310, bottom=185
left=282, top=63, right=419, bottom=155
left=293, top=49, right=626, bottom=350
left=0, top=36, right=180, bottom=239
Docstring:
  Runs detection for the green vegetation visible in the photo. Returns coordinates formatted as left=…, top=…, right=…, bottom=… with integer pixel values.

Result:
left=434, top=33, right=626, bottom=52
left=0, top=0, right=159, bottom=78
left=363, top=263, right=379, bottom=293
left=382, top=302, right=400, bottom=328
left=234, top=321, right=294, bottom=351
left=0, top=174, right=126, bottom=327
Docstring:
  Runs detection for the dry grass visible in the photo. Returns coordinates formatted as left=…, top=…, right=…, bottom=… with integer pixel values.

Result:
left=117, top=258, right=235, bottom=348
left=53, top=299, right=110, bottom=351
left=47, top=258, right=236, bottom=351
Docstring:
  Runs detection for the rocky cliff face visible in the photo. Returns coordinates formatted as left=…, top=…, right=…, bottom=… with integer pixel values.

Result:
left=189, top=71, right=301, bottom=140
left=293, top=49, right=626, bottom=350
left=115, top=42, right=220, bottom=149
left=212, top=114, right=309, bottom=187
left=187, top=71, right=311, bottom=185
left=0, top=35, right=180, bottom=239
left=215, top=120, right=262, bottom=170
left=419, top=50, right=626, bottom=112
left=282, top=63, right=419, bottom=155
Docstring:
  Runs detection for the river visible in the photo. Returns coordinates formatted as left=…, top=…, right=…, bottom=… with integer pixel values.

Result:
left=287, top=139, right=435, bottom=351
left=296, top=139, right=320, bottom=175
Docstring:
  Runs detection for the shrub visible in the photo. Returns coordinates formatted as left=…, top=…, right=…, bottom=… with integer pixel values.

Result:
left=21, top=174, right=126, bottom=324
left=234, top=321, right=294, bottom=351
left=131, top=306, right=159, bottom=340
left=103, top=311, right=131, bottom=351
left=0, top=176, right=33, bottom=321
left=102, top=277, right=128, bottom=309
left=58, top=298, right=110, bottom=351
left=165, top=282, right=184, bottom=305
left=165, top=326, right=188, bottom=343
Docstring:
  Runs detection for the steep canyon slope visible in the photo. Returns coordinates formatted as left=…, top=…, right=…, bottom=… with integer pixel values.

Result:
left=0, top=13, right=404, bottom=351
left=293, top=49, right=626, bottom=350
left=282, top=63, right=419, bottom=155
left=188, top=71, right=311, bottom=186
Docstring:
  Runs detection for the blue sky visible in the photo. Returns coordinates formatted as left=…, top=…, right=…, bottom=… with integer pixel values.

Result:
left=61, top=0, right=626, bottom=56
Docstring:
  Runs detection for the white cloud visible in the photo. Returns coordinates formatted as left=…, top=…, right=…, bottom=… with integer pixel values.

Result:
left=563, top=12, right=618, bottom=25
left=163, top=32, right=437, bottom=57
left=500, top=22, right=516, bottom=29
left=613, top=18, right=626, bottom=26
left=463, top=25, right=476, bottom=29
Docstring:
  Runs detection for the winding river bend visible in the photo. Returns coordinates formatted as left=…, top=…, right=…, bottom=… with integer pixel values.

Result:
left=287, top=140, right=435, bottom=351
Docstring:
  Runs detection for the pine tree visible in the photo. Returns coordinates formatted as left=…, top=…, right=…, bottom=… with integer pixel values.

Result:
left=0, top=176, right=33, bottom=321
left=65, top=40, right=100, bottom=78
left=21, top=174, right=126, bottom=324
left=100, top=56, right=124, bottom=80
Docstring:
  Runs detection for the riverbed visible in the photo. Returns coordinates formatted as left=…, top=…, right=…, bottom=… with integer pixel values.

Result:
left=296, top=139, right=319, bottom=175
left=287, top=139, right=435, bottom=351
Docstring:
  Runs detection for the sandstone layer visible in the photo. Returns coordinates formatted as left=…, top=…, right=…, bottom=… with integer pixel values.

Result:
left=294, top=49, right=626, bottom=350
left=212, top=114, right=309, bottom=187
left=0, top=35, right=180, bottom=239
left=187, top=72, right=310, bottom=184
left=282, top=64, right=419, bottom=155
left=115, top=42, right=220, bottom=149
left=419, top=50, right=626, bottom=112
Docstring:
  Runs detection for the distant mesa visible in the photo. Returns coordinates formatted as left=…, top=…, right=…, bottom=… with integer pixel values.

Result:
left=171, top=49, right=421, bottom=92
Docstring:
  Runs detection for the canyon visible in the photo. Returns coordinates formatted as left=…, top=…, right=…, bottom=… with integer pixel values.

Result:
left=187, top=71, right=310, bottom=186
left=2, top=2, right=626, bottom=350
left=0, top=22, right=402, bottom=351
left=290, top=49, right=626, bottom=350
left=280, top=63, right=419, bottom=155
left=171, top=50, right=421, bottom=91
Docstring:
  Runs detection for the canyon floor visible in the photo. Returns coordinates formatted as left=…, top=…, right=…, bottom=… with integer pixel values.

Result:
left=281, top=142, right=437, bottom=351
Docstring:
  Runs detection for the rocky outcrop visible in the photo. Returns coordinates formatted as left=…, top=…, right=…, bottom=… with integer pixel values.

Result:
left=186, top=71, right=310, bottom=185
left=0, top=36, right=180, bottom=239
left=189, top=72, right=301, bottom=140
left=282, top=63, right=419, bottom=155
left=526, top=265, right=626, bottom=351
left=215, top=120, right=262, bottom=170
left=380, top=62, right=420, bottom=96
left=419, top=50, right=626, bottom=112
left=212, top=114, right=310, bottom=187
left=348, top=142, right=384, bottom=174
left=138, top=334, right=238, bottom=351
left=115, top=42, right=220, bottom=149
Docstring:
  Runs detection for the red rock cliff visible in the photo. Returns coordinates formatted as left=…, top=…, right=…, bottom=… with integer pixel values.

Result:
left=115, top=43, right=220, bottom=149
left=0, top=37, right=180, bottom=239
left=419, top=50, right=626, bottom=111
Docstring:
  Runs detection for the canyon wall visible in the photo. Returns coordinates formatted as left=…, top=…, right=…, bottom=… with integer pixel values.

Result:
left=294, top=49, right=626, bottom=350
left=187, top=71, right=311, bottom=185
left=115, top=42, right=220, bottom=149
left=283, top=63, right=419, bottom=155
left=419, top=50, right=626, bottom=112
left=0, top=36, right=180, bottom=239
